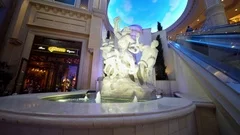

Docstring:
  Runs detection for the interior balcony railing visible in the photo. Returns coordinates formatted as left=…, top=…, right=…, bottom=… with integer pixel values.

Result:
left=177, top=23, right=240, bottom=37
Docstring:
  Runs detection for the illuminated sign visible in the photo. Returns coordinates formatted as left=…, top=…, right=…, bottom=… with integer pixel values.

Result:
left=66, top=50, right=75, bottom=54
left=34, top=44, right=79, bottom=56
left=38, top=46, right=46, bottom=50
left=48, top=46, right=66, bottom=53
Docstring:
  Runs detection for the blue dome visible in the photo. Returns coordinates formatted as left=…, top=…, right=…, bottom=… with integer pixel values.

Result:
left=107, top=0, right=188, bottom=32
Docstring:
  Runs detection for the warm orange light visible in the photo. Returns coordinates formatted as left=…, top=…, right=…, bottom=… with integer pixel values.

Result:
left=229, top=14, right=240, bottom=24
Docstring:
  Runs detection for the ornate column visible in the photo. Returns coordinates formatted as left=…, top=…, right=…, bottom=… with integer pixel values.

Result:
left=88, top=0, right=109, bottom=89
left=204, top=0, right=228, bottom=26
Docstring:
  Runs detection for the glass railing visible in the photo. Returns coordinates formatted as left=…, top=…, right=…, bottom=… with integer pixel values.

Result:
left=176, top=33, right=240, bottom=71
left=177, top=23, right=240, bottom=37
left=200, top=23, right=240, bottom=34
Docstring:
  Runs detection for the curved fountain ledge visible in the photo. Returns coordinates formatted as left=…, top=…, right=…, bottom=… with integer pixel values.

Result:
left=0, top=91, right=195, bottom=128
left=0, top=91, right=197, bottom=135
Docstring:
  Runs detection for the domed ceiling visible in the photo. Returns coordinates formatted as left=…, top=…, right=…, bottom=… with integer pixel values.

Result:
left=107, top=0, right=188, bottom=32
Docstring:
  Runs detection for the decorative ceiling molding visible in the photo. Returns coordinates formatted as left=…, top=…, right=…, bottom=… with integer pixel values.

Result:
left=104, top=0, right=114, bottom=32
left=30, top=0, right=91, bottom=20
left=225, top=0, right=239, bottom=11
left=166, top=0, right=197, bottom=34
left=168, top=0, right=240, bottom=38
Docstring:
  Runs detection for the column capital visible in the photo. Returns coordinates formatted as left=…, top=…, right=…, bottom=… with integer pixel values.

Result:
left=204, top=0, right=228, bottom=27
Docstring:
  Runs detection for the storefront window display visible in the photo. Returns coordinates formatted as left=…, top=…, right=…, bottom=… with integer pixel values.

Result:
left=22, top=36, right=81, bottom=93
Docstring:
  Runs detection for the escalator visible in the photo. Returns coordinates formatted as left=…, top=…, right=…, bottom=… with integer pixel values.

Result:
left=175, top=32, right=240, bottom=92
left=167, top=26, right=240, bottom=134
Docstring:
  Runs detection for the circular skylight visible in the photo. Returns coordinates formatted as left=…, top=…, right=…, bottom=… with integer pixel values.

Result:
left=107, top=0, right=188, bottom=32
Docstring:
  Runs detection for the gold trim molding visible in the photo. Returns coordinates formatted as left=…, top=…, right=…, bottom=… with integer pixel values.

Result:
left=30, top=0, right=91, bottom=20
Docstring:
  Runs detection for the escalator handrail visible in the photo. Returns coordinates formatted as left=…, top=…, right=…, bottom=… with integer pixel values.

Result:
left=177, top=33, right=240, bottom=50
left=185, top=33, right=240, bottom=38
left=185, top=39, right=240, bottom=50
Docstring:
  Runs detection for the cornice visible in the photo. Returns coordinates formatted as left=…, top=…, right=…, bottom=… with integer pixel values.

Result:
left=92, top=1, right=113, bottom=32
left=225, top=0, right=239, bottom=11
left=29, top=0, right=91, bottom=20
left=168, top=0, right=240, bottom=36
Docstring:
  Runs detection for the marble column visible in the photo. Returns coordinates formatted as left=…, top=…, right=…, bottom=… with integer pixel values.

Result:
left=204, top=0, right=228, bottom=26
left=88, top=15, right=104, bottom=89
left=1, top=0, right=30, bottom=94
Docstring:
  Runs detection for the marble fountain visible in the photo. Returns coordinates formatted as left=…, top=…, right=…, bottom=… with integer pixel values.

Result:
left=0, top=18, right=196, bottom=135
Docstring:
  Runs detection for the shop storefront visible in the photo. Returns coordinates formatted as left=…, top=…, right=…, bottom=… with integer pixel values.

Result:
left=21, top=36, right=82, bottom=93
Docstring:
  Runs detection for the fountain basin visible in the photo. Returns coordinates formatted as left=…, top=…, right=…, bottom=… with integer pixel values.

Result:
left=42, top=92, right=150, bottom=103
left=0, top=91, right=196, bottom=135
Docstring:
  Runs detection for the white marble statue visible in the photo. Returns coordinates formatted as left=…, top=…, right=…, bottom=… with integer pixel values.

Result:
left=114, top=17, right=140, bottom=76
left=138, top=40, right=159, bottom=85
left=100, top=17, right=158, bottom=100
left=100, top=40, right=119, bottom=78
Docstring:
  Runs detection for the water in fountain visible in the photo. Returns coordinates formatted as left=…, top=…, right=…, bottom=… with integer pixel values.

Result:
left=95, top=91, right=101, bottom=103
left=133, top=96, right=138, bottom=103
left=84, top=95, right=88, bottom=101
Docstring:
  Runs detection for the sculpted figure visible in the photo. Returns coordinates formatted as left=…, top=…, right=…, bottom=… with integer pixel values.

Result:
left=138, top=40, right=159, bottom=84
left=113, top=17, right=138, bottom=76
left=128, top=33, right=141, bottom=54
left=101, top=17, right=158, bottom=100
left=100, top=40, right=119, bottom=78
